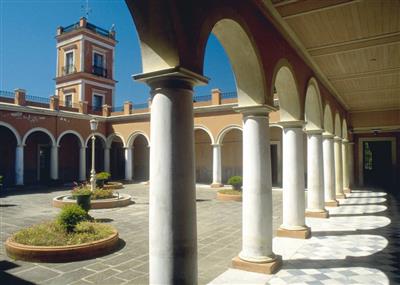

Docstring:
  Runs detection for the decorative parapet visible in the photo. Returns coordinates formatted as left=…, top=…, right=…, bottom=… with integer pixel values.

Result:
left=102, top=105, right=111, bottom=117
left=79, top=101, right=88, bottom=114
left=211, top=88, right=221, bottom=105
left=124, top=101, right=132, bottom=115
left=14, top=89, right=26, bottom=106
left=50, top=96, right=59, bottom=111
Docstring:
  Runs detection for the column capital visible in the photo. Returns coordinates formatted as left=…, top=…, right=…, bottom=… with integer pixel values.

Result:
left=304, top=129, right=324, bottom=135
left=334, top=136, right=342, bottom=142
left=17, top=144, right=26, bottom=148
left=133, top=66, right=208, bottom=90
left=211, top=143, right=222, bottom=147
left=233, top=104, right=275, bottom=116
left=322, top=133, right=335, bottom=139
left=278, top=120, right=305, bottom=129
left=124, top=146, right=133, bottom=150
left=342, top=139, right=350, bottom=144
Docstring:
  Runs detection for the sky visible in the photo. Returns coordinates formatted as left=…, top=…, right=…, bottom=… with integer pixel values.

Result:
left=0, top=0, right=236, bottom=106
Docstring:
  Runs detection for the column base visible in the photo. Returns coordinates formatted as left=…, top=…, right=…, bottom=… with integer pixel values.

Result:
left=336, top=193, right=347, bottom=199
left=325, top=200, right=339, bottom=207
left=210, top=183, right=224, bottom=188
left=305, top=209, right=329, bottom=218
left=231, top=255, right=282, bottom=275
left=343, top=188, right=351, bottom=194
left=277, top=226, right=311, bottom=239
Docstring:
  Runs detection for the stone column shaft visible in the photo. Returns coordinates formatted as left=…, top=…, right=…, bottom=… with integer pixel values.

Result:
left=50, top=145, right=58, bottom=180
left=323, top=134, right=338, bottom=207
left=342, top=139, right=350, bottom=193
left=104, top=147, right=110, bottom=173
left=79, top=147, right=86, bottom=181
left=334, top=137, right=345, bottom=199
left=278, top=122, right=310, bottom=239
left=348, top=142, right=355, bottom=188
left=15, top=145, right=24, bottom=185
left=305, top=131, right=328, bottom=218
left=125, top=147, right=133, bottom=181
left=147, top=76, right=198, bottom=284
left=211, top=144, right=222, bottom=187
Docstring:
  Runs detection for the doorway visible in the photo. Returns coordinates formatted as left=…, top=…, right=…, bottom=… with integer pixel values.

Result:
left=363, top=141, right=393, bottom=189
left=38, top=145, right=51, bottom=183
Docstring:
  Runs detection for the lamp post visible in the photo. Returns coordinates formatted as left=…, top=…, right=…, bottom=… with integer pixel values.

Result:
left=89, top=118, right=98, bottom=191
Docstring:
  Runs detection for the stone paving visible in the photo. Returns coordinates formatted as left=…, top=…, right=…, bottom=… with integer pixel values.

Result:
left=1, top=185, right=399, bottom=284
left=0, top=183, right=282, bottom=284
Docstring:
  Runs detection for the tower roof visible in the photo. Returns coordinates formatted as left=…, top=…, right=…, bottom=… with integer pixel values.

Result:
left=57, top=17, right=116, bottom=40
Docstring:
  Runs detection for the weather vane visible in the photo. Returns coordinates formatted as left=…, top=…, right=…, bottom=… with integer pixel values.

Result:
left=81, top=0, right=92, bottom=19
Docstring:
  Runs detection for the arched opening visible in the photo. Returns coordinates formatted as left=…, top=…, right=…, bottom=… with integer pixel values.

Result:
left=220, top=128, right=242, bottom=183
left=304, top=79, right=323, bottom=131
left=86, top=135, right=105, bottom=178
left=24, top=130, right=54, bottom=184
left=269, top=126, right=283, bottom=187
left=59, top=133, right=81, bottom=182
left=334, top=113, right=342, bottom=138
left=109, top=136, right=125, bottom=180
left=133, top=135, right=150, bottom=182
left=194, top=129, right=213, bottom=184
left=324, top=105, right=334, bottom=135
left=0, top=125, right=18, bottom=186
left=273, top=62, right=301, bottom=122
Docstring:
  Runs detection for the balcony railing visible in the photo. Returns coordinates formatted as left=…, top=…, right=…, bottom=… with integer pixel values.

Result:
left=62, top=65, right=76, bottom=76
left=111, top=106, right=124, bottom=112
left=134, top=102, right=148, bottom=110
left=193, top=94, right=212, bottom=102
left=92, top=65, right=107, bottom=78
left=60, top=22, right=114, bottom=39
left=221, top=91, right=237, bottom=100
left=0, top=90, right=15, bottom=99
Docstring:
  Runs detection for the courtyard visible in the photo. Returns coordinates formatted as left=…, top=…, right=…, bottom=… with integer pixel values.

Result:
left=1, top=184, right=399, bottom=284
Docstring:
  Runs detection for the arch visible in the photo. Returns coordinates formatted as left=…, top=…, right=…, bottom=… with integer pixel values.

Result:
left=208, top=19, right=267, bottom=106
left=323, top=105, right=334, bottom=135
left=216, top=125, right=243, bottom=145
left=106, top=133, right=126, bottom=148
left=194, top=125, right=215, bottom=145
left=57, top=130, right=84, bottom=147
left=334, top=113, right=342, bottom=137
left=127, top=131, right=150, bottom=148
left=0, top=121, right=22, bottom=145
left=22, top=127, right=56, bottom=146
left=304, top=78, right=323, bottom=130
left=272, top=59, right=301, bottom=122
left=85, top=132, right=107, bottom=147
left=342, top=119, right=348, bottom=140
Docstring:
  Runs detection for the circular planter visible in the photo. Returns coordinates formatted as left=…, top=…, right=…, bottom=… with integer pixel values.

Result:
left=102, top=182, right=124, bottom=190
left=217, top=191, right=242, bottom=202
left=53, top=194, right=132, bottom=209
left=5, top=230, right=119, bottom=263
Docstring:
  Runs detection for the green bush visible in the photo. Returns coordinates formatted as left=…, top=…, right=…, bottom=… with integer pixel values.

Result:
left=227, top=176, right=242, bottom=190
left=71, top=184, right=92, bottom=197
left=96, top=172, right=111, bottom=181
left=92, top=189, right=114, bottom=200
left=57, top=204, right=89, bottom=232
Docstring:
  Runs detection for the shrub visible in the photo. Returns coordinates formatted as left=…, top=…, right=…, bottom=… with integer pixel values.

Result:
left=57, top=204, right=89, bottom=232
left=92, top=189, right=114, bottom=200
left=71, top=184, right=92, bottom=197
left=96, top=172, right=111, bottom=181
left=227, top=176, right=242, bottom=190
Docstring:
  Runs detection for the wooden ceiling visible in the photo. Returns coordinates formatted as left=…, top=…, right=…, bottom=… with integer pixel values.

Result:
left=269, top=0, right=400, bottom=112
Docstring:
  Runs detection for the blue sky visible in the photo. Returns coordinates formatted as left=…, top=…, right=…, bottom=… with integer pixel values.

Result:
left=0, top=0, right=236, bottom=106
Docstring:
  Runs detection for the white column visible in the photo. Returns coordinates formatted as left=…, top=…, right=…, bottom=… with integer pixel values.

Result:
left=79, top=147, right=86, bottom=181
left=323, top=134, right=337, bottom=206
left=236, top=107, right=278, bottom=267
left=50, top=145, right=59, bottom=180
left=15, top=145, right=24, bottom=185
left=278, top=121, right=309, bottom=238
left=305, top=130, right=328, bottom=217
left=104, top=147, right=110, bottom=173
left=211, top=144, right=222, bottom=187
left=348, top=142, right=355, bottom=188
left=125, top=146, right=133, bottom=181
left=342, top=139, right=350, bottom=193
left=334, top=136, right=345, bottom=199
left=144, top=74, right=203, bottom=285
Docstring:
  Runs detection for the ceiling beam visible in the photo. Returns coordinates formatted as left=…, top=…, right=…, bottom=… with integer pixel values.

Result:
left=329, top=67, right=400, bottom=81
left=308, top=32, right=400, bottom=56
left=274, top=0, right=360, bottom=19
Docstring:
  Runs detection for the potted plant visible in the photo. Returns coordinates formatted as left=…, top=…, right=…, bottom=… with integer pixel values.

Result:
left=227, top=176, right=242, bottom=191
left=96, top=172, right=111, bottom=188
left=71, top=184, right=92, bottom=212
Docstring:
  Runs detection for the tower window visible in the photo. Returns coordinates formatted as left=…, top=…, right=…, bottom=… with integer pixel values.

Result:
left=92, top=52, right=107, bottom=77
left=64, top=51, right=75, bottom=75
left=64, top=94, right=73, bottom=107
left=93, top=94, right=104, bottom=111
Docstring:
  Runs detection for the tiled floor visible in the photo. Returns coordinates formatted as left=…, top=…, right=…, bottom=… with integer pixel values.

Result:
left=211, top=189, right=400, bottom=285
left=1, top=185, right=399, bottom=284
